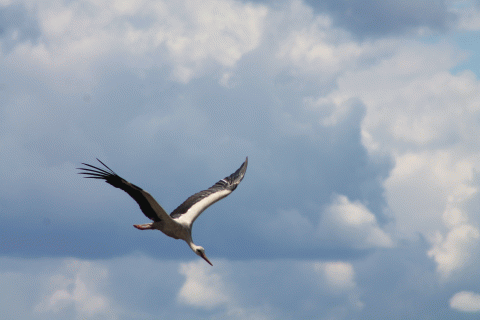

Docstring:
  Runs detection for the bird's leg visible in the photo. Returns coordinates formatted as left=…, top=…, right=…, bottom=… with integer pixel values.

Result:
left=133, top=223, right=154, bottom=230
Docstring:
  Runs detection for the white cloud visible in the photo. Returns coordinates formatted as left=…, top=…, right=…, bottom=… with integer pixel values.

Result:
left=314, top=261, right=355, bottom=292
left=450, top=1, right=480, bottom=31
left=384, top=151, right=477, bottom=237
left=277, top=13, right=363, bottom=76
left=450, top=291, right=480, bottom=312
left=310, top=24, right=480, bottom=280
left=177, top=260, right=231, bottom=309
left=262, top=195, right=392, bottom=250
left=319, top=195, right=393, bottom=249
left=312, top=261, right=363, bottom=309
left=175, top=258, right=365, bottom=318
left=12, top=0, right=268, bottom=84
left=319, top=37, right=480, bottom=279
left=34, top=259, right=116, bottom=319
left=428, top=225, right=480, bottom=278
left=318, top=41, right=476, bottom=152
left=0, top=255, right=372, bottom=319
left=382, top=150, right=480, bottom=278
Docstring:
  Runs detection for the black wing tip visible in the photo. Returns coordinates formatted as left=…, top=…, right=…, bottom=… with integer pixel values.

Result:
left=227, top=157, right=248, bottom=187
left=239, top=156, right=248, bottom=174
left=95, top=158, right=116, bottom=173
left=77, top=158, right=117, bottom=179
left=242, top=156, right=248, bottom=169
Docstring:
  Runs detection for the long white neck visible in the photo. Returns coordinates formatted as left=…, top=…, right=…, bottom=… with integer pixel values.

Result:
left=188, top=240, right=201, bottom=253
left=186, top=238, right=212, bottom=265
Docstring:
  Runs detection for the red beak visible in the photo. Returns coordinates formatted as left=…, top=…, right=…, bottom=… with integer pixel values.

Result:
left=199, top=251, right=213, bottom=266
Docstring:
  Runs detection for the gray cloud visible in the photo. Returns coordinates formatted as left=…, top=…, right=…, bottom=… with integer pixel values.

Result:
left=0, top=4, right=40, bottom=52
left=308, top=0, right=452, bottom=37
left=249, top=0, right=453, bottom=37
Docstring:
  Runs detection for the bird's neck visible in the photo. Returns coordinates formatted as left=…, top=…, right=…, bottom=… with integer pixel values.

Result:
left=187, top=240, right=200, bottom=253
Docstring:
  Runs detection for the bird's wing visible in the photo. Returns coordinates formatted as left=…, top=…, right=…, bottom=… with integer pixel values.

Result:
left=170, top=157, right=248, bottom=227
left=77, top=159, right=171, bottom=222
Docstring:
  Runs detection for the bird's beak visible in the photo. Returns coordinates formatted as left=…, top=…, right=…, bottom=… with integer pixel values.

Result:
left=199, top=251, right=213, bottom=266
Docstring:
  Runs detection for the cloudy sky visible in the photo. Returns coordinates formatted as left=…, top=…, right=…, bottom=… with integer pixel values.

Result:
left=1, top=0, right=480, bottom=319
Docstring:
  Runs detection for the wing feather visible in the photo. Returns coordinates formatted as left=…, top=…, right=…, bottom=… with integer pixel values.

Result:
left=171, top=157, right=248, bottom=226
left=78, top=159, right=170, bottom=222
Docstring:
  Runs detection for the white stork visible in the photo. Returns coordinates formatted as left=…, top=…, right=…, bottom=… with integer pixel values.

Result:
left=77, top=157, right=248, bottom=266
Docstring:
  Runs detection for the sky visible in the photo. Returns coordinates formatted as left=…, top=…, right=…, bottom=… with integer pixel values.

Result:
left=1, top=0, right=480, bottom=319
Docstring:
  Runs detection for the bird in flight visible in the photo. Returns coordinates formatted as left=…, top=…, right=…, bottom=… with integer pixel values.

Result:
left=77, top=157, right=248, bottom=266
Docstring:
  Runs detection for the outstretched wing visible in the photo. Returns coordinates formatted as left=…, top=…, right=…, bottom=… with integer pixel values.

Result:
left=171, top=157, right=248, bottom=227
left=77, top=159, right=170, bottom=222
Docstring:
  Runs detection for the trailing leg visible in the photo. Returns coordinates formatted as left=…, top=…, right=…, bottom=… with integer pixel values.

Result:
left=133, top=223, right=154, bottom=230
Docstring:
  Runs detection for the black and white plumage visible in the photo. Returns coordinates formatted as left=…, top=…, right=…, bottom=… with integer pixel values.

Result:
left=77, top=157, right=248, bottom=266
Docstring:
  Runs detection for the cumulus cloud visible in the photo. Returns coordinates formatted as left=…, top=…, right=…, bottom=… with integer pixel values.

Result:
left=177, top=260, right=231, bottom=309
left=318, top=195, right=393, bottom=249
left=323, top=44, right=475, bottom=154
left=384, top=151, right=477, bottom=237
left=315, top=29, right=480, bottom=280
left=263, top=194, right=392, bottom=250
left=276, top=12, right=364, bottom=77
left=12, top=0, right=267, bottom=84
left=450, top=291, right=480, bottom=312
left=428, top=225, right=480, bottom=278
left=312, top=261, right=364, bottom=309
left=177, top=260, right=274, bottom=319
left=450, top=1, right=480, bottom=31
left=0, top=255, right=372, bottom=320
left=314, top=261, right=355, bottom=292
left=34, top=259, right=115, bottom=319
left=382, top=150, right=479, bottom=278
left=176, top=258, right=365, bottom=318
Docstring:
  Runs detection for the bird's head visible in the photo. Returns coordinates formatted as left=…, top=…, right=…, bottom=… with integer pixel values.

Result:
left=193, top=245, right=212, bottom=266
